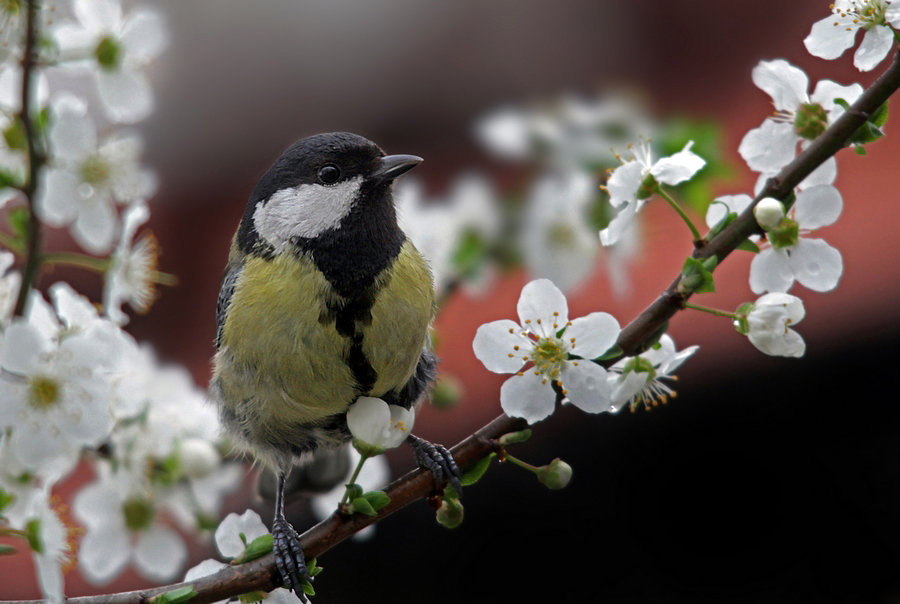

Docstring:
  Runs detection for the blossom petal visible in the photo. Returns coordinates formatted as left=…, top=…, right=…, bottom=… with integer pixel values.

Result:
left=739, top=120, right=797, bottom=174
left=811, top=80, right=864, bottom=117
left=134, top=525, right=187, bottom=582
left=608, top=370, right=648, bottom=412
left=473, top=319, right=532, bottom=373
left=0, top=320, right=45, bottom=375
left=793, top=184, right=842, bottom=229
left=517, top=278, right=568, bottom=337
left=752, top=60, right=809, bottom=112
left=184, top=558, right=227, bottom=582
left=804, top=15, right=858, bottom=60
left=74, top=0, right=122, bottom=33
left=650, top=143, right=705, bottom=186
left=706, top=194, right=753, bottom=229
left=120, top=9, right=169, bottom=63
left=599, top=197, right=638, bottom=247
left=215, top=509, right=269, bottom=558
left=605, top=160, right=646, bottom=208
left=97, top=69, right=154, bottom=124
left=564, top=312, right=620, bottom=360
left=788, top=238, right=843, bottom=292
left=78, top=524, right=131, bottom=584
left=750, top=247, right=795, bottom=294
left=854, top=25, right=894, bottom=72
left=73, top=197, right=117, bottom=254
left=562, top=360, right=611, bottom=414
left=500, top=371, right=555, bottom=424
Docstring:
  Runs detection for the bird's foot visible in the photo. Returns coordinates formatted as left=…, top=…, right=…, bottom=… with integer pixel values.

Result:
left=272, top=516, right=310, bottom=598
left=407, top=434, right=462, bottom=497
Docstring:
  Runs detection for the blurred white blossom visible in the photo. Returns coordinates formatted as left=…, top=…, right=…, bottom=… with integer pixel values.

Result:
left=38, top=94, right=157, bottom=253
left=104, top=200, right=159, bottom=324
left=73, top=464, right=188, bottom=584
left=52, top=0, right=169, bottom=123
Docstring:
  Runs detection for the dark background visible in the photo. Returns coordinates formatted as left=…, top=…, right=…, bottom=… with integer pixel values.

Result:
left=5, top=0, right=900, bottom=602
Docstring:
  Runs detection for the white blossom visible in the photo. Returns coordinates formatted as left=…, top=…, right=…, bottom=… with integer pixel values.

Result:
left=749, top=182, right=843, bottom=294
left=804, top=0, right=900, bottom=71
left=52, top=0, right=169, bottom=123
left=607, top=334, right=699, bottom=412
left=600, top=139, right=705, bottom=246
left=22, top=489, right=77, bottom=604
left=347, top=396, right=415, bottom=453
left=739, top=293, right=806, bottom=357
left=738, top=60, right=863, bottom=174
left=473, top=278, right=620, bottom=424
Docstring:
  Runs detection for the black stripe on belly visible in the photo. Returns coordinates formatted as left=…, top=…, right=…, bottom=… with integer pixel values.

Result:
left=317, top=271, right=394, bottom=395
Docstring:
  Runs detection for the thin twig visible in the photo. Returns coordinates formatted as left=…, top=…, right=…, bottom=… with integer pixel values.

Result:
left=12, top=0, right=46, bottom=317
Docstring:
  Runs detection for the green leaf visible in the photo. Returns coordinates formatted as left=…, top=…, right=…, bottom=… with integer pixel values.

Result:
left=460, top=452, right=497, bottom=486
left=0, top=489, right=15, bottom=515
left=149, top=586, right=197, bottom=604
left=349, top=496, right=378, bottom=516
left=7, top=206, right=30, bottom=241
left=361, top=490, right=390, bottom=512
left=344, top=483, right=363, bottom=501
left=0, top=544, right=18, bottom=556
left=678, top=256, right=716, bottom=295
left=307, top=557, right=323, bottom=578
left=498, top=429, right=532, bottom=445
left=735, top=239, right=760, bottom=253
left=594, top=344, right=624, bottom=361
left=232, top=533, right=273, bottom=564
left=301, top=579, right=316, bottom=597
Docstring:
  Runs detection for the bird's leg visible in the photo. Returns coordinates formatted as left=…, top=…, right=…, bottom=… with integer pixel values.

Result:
left=406, top=434, right=463, bottom=497
left=272, top=471, right=310, bottom=596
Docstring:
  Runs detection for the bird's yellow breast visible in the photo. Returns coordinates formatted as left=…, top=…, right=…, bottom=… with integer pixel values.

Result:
left=214, top=240, right=434, bottom=430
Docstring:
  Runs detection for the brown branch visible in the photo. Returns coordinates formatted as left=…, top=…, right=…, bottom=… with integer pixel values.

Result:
left=6, top=50, right=900, bottom=604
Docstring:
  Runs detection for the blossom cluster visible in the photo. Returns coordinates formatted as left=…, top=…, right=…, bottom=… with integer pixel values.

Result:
left=0, top=1, right=244, bottom=600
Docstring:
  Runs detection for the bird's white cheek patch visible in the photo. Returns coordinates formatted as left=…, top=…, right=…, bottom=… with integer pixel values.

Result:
left=253, top=176, right=362, bottom=252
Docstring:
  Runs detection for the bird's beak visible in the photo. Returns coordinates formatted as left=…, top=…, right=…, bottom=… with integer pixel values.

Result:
left=372, top=154, right=423, bottom=183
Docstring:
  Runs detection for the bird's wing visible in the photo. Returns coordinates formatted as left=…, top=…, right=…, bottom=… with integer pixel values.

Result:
left=215, top=262, right=243, bottom=350
left=381, top=341, right=438, bottom=410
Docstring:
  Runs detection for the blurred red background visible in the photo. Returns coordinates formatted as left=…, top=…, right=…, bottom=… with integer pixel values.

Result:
left=4, top=0, right=900, bottom=602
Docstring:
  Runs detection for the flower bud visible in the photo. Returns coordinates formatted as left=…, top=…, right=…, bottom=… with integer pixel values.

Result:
left=179, top=438, right=220, bottom=478
left=536, top=458, right=573, bottom=490
left=753, top=197, right=785, bottom=231
left=436, top=497, right=464, bottom=529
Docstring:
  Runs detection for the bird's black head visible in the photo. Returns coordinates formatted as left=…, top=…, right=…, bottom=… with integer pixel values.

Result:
left=237, top=133, right=421, bottom=292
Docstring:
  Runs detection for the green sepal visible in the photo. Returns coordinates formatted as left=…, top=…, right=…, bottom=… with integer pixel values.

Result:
left=0, top=168, right=21, bottom=191
left=231, top=533, right=273, bottom=565
left=498, top=429, right=532, bottom=445
left=735, top=239, right=760, bottom=253
left=149, top=586, right=197, bottom=604
left=733, top=302, right=754, bottom=335
left=0, top=543, right=18, bottom=555
left=238, top=591, right=269, bottom=603
left=678, top=256, right=716, bottom=294
left=344, top=483, right=363, bottom=501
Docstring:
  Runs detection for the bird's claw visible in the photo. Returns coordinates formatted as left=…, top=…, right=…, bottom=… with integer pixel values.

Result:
left=407, top=434, right=462, bottom=497
left=272, top=517, right=310, bottom=599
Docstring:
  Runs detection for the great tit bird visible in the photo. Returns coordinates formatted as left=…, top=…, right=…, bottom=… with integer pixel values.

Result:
left=210, top=132, right=461, bottom=594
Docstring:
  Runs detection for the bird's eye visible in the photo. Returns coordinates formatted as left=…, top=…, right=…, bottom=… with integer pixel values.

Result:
left=317, top=164, right=341, bottom=185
